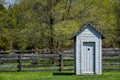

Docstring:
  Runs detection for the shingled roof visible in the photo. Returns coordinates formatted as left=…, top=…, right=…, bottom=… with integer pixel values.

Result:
left=70, top=23, right=105, bottom=40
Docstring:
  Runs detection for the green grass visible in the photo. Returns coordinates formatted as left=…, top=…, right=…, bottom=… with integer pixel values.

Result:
left=0, top=72, right=120, bottom=80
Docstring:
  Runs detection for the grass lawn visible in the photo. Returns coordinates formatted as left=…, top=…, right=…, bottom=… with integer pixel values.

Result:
left=0, top=72, right=120, bottom=80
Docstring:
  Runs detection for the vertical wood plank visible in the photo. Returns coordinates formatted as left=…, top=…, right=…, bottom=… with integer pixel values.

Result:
left=17, top=54, right=22, bottom=72
left=59, top=53, right=63, bottom=72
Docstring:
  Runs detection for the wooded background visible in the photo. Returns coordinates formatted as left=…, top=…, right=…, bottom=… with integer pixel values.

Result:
left=0, top=0, right=120, bottom=51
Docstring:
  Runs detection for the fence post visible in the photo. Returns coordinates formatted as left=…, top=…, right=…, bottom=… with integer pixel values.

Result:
left=17, top=54, right=22, bottom=72
left=59, top=53, right=63, bottom=72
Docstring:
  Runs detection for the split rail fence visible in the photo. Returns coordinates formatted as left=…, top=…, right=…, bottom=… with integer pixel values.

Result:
left=102, top=48, right=120, bottom=71
left=0, top=53, right=74, bottom=72
left=0, top=48, right=119, bottom=72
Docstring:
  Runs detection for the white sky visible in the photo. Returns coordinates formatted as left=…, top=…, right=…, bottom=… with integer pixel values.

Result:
left=3, top=0, right=17, bottom=9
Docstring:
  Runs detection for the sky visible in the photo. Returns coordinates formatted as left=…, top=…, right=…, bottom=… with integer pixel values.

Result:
left=2, top=0, right=19, bottom=9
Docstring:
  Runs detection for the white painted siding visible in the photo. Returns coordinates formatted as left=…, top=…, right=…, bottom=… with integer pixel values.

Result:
left=75, top=36, right=81, bottom=74
left=75, top=24, right=102, bottom=75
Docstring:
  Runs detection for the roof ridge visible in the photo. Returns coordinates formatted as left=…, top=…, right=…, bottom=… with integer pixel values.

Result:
left=70, top=24, right=105, bottom=40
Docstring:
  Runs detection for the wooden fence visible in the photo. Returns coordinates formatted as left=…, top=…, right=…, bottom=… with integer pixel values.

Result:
left=102, top=48, right=120, bottom=71
left=0, top=53, right=74, bottom=72
left=0, top=48, right=120, bottom=72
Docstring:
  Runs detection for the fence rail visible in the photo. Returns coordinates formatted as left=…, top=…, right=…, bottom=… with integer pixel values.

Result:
left=0, top=53, right=74, bottom=72
left=0, top=48, right=120, bottom=72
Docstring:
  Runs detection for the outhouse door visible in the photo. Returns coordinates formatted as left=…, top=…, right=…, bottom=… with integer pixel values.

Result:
left=82, top=42, right=95, bottom=74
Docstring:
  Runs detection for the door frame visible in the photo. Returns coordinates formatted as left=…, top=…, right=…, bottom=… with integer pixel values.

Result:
left=81, top=42, right=96, bottom=74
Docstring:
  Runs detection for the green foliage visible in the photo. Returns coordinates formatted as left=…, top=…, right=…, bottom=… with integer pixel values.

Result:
left=114, top=0, right=120, bottom=47
left=0, top=0, right=120, bottom=50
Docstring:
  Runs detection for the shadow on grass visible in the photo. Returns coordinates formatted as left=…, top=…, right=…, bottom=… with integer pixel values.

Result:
left=53, top=72, right=75, bottom=76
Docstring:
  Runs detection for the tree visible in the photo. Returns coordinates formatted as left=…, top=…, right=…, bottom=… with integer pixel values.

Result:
left=11, top=0, right=120, bottom=50
left=0, top=0, right=119, bottom=51
left=114, top=0, right=120, bottom=47
left=12, top=0, right=78, bottom=51
left=0, top=2, right=18, bottom=50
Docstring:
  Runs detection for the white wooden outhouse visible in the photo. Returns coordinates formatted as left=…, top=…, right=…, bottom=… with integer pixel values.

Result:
left=70, top=24, right=104, bottom=75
